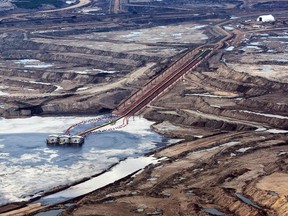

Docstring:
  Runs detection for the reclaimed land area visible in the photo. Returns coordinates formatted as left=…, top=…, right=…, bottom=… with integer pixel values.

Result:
left=0, top=0, right=288, bottom=215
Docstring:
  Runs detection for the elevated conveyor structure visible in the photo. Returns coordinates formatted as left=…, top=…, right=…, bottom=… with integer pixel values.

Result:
left=74, top=47, right=214, bottom=137
left=47, top=24, right=232, bottom=141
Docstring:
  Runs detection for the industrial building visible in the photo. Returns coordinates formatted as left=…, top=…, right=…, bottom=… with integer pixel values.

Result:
left=257, top=14, right=275, bottom=22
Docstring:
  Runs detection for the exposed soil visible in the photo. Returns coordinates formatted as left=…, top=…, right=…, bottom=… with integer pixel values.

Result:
left=0, top=0, right=288, bottom=215
left=58, top=132, right=288, bottom=216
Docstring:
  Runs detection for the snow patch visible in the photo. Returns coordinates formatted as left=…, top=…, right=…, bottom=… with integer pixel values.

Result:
left=186, top=93, right=234, bottom=98
left=189, top=25, right=207, bottom=30
left=14, top=59, right=53, bottom=68
left=266, top=129, right=288, bottom=134
left=236, top=147, right=252, bottom=153
left=54, top=86, right=63, bottom=91
left=223, top=25, right=234, bottom=30
left=39, top=156, right=159, bottom=205
left=0, top=91, right=9, bottom=96
left=255, top=128, right=267, bottom=132
left=271, top=36, right=288, bottom=39
left=0, top=116, right=98, bottom=134
left=250, top=42, right=261, bottom=46
left=210, top=105, right=222, bottom=108
left=122, top=31, right=143, bottom=38
left=261, top=65, right=272, bottom=73
left=226, top=46, right=235, bottom=51
left=239, top=110, right=288, bottom=120
left=191, top=141, right=240, bottom=154
left=240, top=46, right=262, bottom=51
left=76, top=87, right=90, bottom=91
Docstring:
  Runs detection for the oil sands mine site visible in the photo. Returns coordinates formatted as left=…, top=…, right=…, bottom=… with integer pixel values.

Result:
left=0, top=0, right=288, bottom=215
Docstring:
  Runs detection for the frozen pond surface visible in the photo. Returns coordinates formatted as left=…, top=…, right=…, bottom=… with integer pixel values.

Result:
left=13, top=59, right=53, bottom=68
left=0, top=116, right=169, bottom=205
left=39, top=156, right=160, bottom=205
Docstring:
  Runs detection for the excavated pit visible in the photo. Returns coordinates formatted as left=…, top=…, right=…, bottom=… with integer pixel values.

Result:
left=0, top=0, right=288, bottom=215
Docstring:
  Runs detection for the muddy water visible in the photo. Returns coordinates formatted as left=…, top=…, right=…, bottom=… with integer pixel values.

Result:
left=0, top=116, right=169, bottom=206
left=38, top=156, right=160, bottom=205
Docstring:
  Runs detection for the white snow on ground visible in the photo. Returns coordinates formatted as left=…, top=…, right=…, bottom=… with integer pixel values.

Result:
left=101, top=116, right=155, bottom=136
left=153, top=121, right=182, bottom=132
left=267, top=49, right=276, bottom=53
left=255, top=128, right=288, bottom=134
left=190, top=142, right=240, bottom=154
left=0, top=116, right=94, bottom=134
left=122, top=31, right=143, bottom=38
left=225, top=46, right=235, bottom=51
left=210, top=105, right=222, bottom=108
left=240, top=46, right=262, bottom=52
left=255, top=128, right=267, bottom=132
left=109, top=24, right=208, bottom=43
left=186, top=93, right=235, bottom=98
left=98, top=70, right=118, bottom=74
left=0, top=116, right=155, bottom=135
left=14, top=59, right=39, bottom=64
left=272, top=59, right=288, bottom=62
left=25, top=64, right=53, bottom=68
left=54, top=85, right=63, bottom=91
left=223, top=25, right=234, bottom=30
left=73, top=69, right=117, bottom=75
left=236, top=147, right=252, bottom=153
left=74, top=71, right=89, bottom=74
left=172, top=33, right=182, bottom=37
left=194, top=135, right=204, bottom=138
left=0, top=90, right=9, bottom=96
left=76, top=87, right=90, bottom=91
left=27, top=80, right=51, bottom=85
left=266, top=129, right=288, bottom=134
left=250, top=42, right=262, bottom=46
left=239, top=110, right=288, bottom=120
left=168, top=139, right=184, bottom=144
left=271, top=36, right=288, bottom=39
left=261, top=65, right=272, bottom=72
left=259, top=33, right=269, bottom=37
left=14, top=59, right=53, bottom=68
left=41, top=156, right=159, bottom=204
left=188, top=25, right=207, bottom=30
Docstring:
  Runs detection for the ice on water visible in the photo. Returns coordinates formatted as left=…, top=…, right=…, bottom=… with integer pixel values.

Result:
left=0, top=116, right=166, bottom=205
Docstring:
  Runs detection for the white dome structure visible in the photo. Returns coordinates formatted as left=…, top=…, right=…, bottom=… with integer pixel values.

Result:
left=257, top=14, right=275, bottom=22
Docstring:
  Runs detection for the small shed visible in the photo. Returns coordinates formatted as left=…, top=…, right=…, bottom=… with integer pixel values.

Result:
left=257, top=15, right=275, bottom=22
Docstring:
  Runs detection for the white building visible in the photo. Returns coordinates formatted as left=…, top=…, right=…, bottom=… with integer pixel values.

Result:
left=257, top=15, right=275, bottom=23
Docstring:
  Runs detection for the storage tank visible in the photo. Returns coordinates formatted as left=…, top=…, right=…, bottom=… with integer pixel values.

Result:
left=70, top=135, right=84, bottom=145
left=59, top=135, right=71, bottom=145
left=46, top=135, right=59, bottom=145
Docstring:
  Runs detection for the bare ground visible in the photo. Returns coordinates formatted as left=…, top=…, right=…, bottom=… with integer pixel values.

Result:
left=0, top=0, right=288, bottom=215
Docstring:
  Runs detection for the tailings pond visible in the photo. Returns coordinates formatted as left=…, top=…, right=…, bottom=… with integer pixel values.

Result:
left=0, top=115, right=171, bottom=206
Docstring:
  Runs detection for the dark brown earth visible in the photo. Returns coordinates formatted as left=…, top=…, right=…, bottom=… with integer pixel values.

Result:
left=0, top=0, right=288, bottom=215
